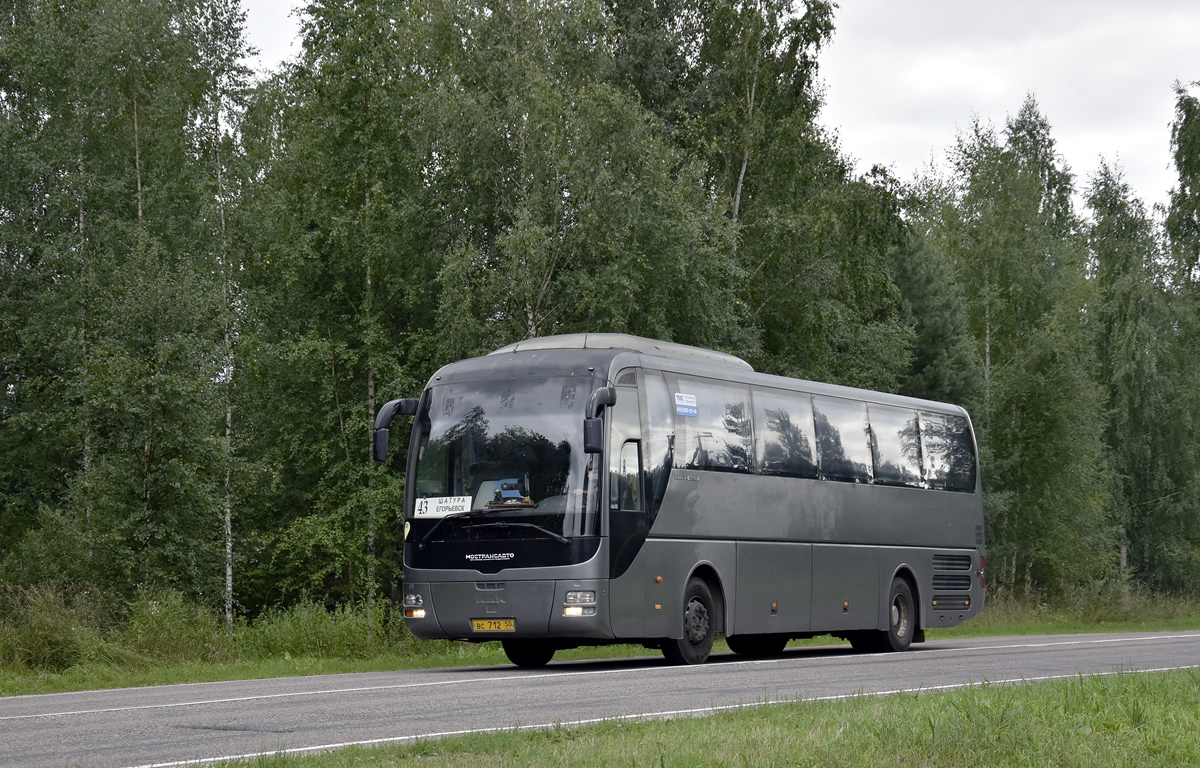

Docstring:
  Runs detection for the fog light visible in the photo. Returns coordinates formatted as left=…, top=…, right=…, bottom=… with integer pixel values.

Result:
left=563, top=606, right=596, bottom=617
left=405, top=608, right=426, bottom=619
left=564, top=590, right=596, bottom=605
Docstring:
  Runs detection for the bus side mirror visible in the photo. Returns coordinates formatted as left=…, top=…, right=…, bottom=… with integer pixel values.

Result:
left=587, top=386, right=617, bottom=418
left=583, top=386, right=617, bottom=454
left=373, top=397, right=419, bottom=463
left=373, top=429, right=391, bottom=464
left=584, top=417, right=603, bottom=454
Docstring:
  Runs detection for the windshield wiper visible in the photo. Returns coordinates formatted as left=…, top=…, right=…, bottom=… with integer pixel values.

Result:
left=418, top=510, right=485, bottom=549
left=465, top=521, right=569, bottom=544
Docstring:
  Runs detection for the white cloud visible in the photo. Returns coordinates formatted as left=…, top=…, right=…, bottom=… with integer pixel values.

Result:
left=242, top=0, right=303, bottom=74
left=820, top=1, right=1200, bottom=209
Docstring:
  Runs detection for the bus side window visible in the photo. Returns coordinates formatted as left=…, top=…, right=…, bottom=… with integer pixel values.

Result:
left=642, top=372, right=673, bottom=524
left=868, top=405, right=923, bottom=487
left=753, top=388, right=818, bottom=478
left=812, top=396, right=872, bottom=483
left=612, top=441, right=642, bottom=511
left=609, top=385, right=643, bottom=509
left=920, top=412, right=977, bottom=492
left=674, top=377, right=753, bottom=473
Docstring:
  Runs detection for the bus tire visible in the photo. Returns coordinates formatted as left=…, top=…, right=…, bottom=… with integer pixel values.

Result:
left=502, top=639, right=556, bottom=668
left=873, top=578, right=916, bottom=652
left=726, top=634, right=788, bottom=657
left=662, top=578, right=715, bottom=665
left=848, top=578, right=915, bottom=653
left=881, top=577, right=915, bottom=652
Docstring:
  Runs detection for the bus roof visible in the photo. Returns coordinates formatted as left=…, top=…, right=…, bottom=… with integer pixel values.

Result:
left=489, top=333, right=754, bottom=372
left=481, top=333, right=967, bottom=417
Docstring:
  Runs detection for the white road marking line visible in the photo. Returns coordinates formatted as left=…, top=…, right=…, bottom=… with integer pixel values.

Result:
left=5, top=632, right=1198, bottom=722
left=123, top=662, right=1200, bottom=768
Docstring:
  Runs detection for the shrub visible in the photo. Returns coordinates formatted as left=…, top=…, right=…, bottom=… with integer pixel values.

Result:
left=0, top=584, right=120, bottom=670
left=239, top=600, right=409, bottom=660
left=122, top=588, right=235, bottom=663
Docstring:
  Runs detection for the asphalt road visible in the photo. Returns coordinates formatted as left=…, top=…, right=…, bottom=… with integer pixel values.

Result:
left=3, top=631, right=1199, bottom=768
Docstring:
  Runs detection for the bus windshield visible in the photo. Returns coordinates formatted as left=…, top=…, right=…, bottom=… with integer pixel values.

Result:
left=410, top=377, right=600, bottom=542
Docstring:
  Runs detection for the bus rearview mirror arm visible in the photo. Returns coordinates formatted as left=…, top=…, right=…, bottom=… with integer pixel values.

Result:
left=584, top=386, right=617, bottom=454
left=373, top=397, right=420, bottom=463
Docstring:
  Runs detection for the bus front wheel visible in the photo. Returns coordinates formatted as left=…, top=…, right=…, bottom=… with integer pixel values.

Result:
left=662, top=578, right=715, bottom=665
left=502, top=639, right=556, bottom=668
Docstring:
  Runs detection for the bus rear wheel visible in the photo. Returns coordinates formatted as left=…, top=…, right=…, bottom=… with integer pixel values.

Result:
left=726, top=634, right=788, bottom=657
left=882, top=577, right=915, bottom=652
left=502, top=639, right=556, bottom=668
left=850, top=577, right=915, bottom=653
left=662, top=578, right=715, bottom=665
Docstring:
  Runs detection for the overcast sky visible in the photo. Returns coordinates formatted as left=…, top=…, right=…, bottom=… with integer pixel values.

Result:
left=242, top=0, right=1200, bottom=212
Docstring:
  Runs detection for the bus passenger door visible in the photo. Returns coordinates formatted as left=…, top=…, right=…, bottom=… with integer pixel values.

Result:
left=607, top=384, right=648, bottom=638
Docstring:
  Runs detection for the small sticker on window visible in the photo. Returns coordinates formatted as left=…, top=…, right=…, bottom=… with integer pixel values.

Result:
left=675, top=392, right=698, bottom=417
left=560, top=384, right=577, bottom=409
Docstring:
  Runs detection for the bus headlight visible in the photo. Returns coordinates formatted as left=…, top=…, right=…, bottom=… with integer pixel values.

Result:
left=564, top=590, right=597, bottom=617
left=403, top=593, right=425, bottom=618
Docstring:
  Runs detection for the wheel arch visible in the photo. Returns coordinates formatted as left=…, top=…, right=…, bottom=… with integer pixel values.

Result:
left=686, top=562, right=727, bottom=636
left=886, top=563, right=921, bottom=630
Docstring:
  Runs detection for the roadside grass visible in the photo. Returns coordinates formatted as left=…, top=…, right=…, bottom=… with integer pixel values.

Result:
left=217, top=668, right=1200, bottom=767
left=929, top=585, right=1200, bottom=638
left=2, top=584, right=1199, bottom=697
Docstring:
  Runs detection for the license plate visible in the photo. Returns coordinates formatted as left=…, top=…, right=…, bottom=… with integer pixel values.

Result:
left=472, top=618, right=515, bottom=632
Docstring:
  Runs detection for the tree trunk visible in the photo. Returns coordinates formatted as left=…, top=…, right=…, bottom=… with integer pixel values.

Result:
left=223, top=337, right=234, bottom=631
left=132, top=95, right=144, bottom=228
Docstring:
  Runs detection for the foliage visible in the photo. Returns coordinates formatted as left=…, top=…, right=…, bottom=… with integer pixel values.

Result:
left=3, top=581, right=1199, bottom=696
left=3, top=0, right=1200, bottom=620
left=0, top=0, right=247, bottom=605
left=1088, top=161, right=1200, bottom=592
left=915, top=98, right=1113, bottom=595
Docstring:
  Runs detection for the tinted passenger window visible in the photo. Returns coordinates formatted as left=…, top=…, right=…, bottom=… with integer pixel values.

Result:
left=643, top=372, right=674, bottom=521
left=868, top=405, right=923, bottom=487
left=674, top=378, right=753, bottom=473
left=611, top=442, right=641, bottom=511
left=754, top=389, right=818, bottom=478
left=812, top=396, right=872, bottom=483
left=920, top=412, right=977, bottom=492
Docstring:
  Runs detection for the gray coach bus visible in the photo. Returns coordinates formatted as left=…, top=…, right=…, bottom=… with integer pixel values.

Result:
left=373, top=333, right=985, bottom=667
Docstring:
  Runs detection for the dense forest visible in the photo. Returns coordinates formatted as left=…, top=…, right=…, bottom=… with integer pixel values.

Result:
left=2, top=0, right=1200, bottom=627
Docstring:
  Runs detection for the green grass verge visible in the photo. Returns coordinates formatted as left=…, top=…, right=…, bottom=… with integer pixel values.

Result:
left=214, top=668, right=1200, bottom=767
left=0, top=643, right=655, bottom=697
left=2, top=587, right=1198, bottom=697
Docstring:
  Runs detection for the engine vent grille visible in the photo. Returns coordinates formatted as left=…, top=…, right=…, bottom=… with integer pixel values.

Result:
left=932, top=554, right=972, bottom=571
left=933, top=574, right=973, bottom=590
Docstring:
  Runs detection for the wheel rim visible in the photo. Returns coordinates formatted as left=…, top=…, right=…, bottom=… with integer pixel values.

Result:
left=684, top=597, right=710, bottom=645
left=891, top=593, right=910, bottom=639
